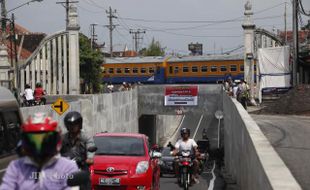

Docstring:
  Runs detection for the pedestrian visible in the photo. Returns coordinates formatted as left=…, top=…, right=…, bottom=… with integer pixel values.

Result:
left=237, top=79, right=250, bottom=109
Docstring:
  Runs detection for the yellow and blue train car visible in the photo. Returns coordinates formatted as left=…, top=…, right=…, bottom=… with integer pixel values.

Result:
left=102, top=54, right=253, bottom=84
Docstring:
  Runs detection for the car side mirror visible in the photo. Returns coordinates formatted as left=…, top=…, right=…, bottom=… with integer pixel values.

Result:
left=67, top=171, right=89, bottom=187
left=151, top=151, right=162, bottom=159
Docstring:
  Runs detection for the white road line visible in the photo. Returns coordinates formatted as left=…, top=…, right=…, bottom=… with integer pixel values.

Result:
left=208, top=161, right=216, bottom=190
left=0, top=168, right=6, bottom=173
left=193, top=115, right=204, bottom=139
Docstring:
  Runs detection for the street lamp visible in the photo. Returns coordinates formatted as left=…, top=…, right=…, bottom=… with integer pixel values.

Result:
left=7, top=0, right=43, bottom=14
left=215, top=110, right=224, bottom=149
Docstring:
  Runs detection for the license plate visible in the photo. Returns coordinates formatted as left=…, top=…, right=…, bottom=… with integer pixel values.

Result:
left=99, top=178, right=120, bottom=186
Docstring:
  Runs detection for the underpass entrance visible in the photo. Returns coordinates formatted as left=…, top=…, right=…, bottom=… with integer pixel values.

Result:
left=138, top=115, right=157, bottom=145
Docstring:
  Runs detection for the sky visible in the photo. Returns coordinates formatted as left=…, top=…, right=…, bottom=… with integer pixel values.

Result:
left=7, top=0, right=310, bottom=55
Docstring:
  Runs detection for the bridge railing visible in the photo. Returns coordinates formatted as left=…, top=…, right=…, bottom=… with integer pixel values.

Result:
left=18, top=31, right=69, bottom=95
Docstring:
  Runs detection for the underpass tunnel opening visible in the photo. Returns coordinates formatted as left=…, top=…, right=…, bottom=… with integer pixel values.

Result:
left=139, top=115, right=157, bottom=146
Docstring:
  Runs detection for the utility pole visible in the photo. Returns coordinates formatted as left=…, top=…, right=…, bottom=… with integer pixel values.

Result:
left=11, top=13, right=19, bottom=90
left=292, top=0, right=299, bottom=86
left=1, top=0, right=6, bottom=37
left=56, top=0, right=78, bottom=29
left=90, top=23, right=97, bottom=50
left=284, top=2, right=287, bottom=44
left=129, top=29, right=146, bottom=53
left=106, top=7, right=117, bottom=57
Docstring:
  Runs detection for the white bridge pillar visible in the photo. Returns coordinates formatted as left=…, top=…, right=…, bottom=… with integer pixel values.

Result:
left=67, top=5, right=80, bottom=95
left=242, top=1, right=256, bottom=105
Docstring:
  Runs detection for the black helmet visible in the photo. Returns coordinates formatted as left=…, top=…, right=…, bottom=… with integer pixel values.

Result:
left=25, top=84, right=30, bottom=89
left=36, top=82, right=42, bottom=88
left=64, top=111, right=83, bottom=130
left=180, top=128, right=190, bottom=136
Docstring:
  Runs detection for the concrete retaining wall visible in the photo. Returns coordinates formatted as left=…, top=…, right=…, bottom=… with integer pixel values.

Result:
left=223, top=95, right=301, bottom=190
left=156, top=115, right=183, bottom=146
left=20, top=89, right=138, bottom=136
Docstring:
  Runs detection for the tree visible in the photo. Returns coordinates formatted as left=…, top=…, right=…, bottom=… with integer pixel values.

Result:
left=79, top=33, right=103, bottom=93
left=141, top=38, right=165, bottom=56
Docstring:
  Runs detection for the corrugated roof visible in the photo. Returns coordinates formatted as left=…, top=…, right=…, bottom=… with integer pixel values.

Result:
left=104, top=54, right=243, bottom=64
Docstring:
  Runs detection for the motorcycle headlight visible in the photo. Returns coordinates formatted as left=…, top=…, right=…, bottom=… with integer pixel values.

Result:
left=136, top=161, right=149, bottom=174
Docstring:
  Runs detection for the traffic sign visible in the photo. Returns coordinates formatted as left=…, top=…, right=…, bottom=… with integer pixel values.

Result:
left=51, top=98, right=69, bottom=115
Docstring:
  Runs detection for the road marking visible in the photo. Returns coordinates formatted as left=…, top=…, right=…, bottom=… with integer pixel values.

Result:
left=164, top=115, right=186, bottom=146
left=0, top=168, right=6, bottom=173
left=207, top=161, right=216, bottom=190
left=193, top=115, right=204, bottom=139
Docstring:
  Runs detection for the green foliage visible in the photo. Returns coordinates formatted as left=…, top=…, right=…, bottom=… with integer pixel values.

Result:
left=141, top=38, right=165, bottom=56
left=79, top=33, right=103, bottom=93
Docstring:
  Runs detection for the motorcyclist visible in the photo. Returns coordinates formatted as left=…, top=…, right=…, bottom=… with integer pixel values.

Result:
left=22, top=84, right=34, bottom=106
left=173, top=128, right=200, bottom=184
left=60, top=111, right=95, bottom=170
left=34, top=82, right=46, bottom=105
left=0, top=113, right=79, bottom=190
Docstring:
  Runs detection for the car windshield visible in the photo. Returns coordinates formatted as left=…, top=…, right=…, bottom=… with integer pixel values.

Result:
left=161, top=148, right=171, bottom=156
left=94, top=136, right=145, bottom=156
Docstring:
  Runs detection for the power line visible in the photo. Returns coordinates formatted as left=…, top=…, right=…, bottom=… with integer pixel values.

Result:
left=129, top=29, right=146, bottom=53
left=105, top=7, right=118, bottom=57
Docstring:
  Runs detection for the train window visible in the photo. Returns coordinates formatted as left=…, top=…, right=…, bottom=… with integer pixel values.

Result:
left=133, top=68, right=138, bottom=73
left=141, top=68, right=146, bottom=73
left=201, top=66, right=208, bottom=72
left=174, top=67, right=179, bottom=73
left=125, top=68, right=130, bottom=73
left=183, top=67, right=189, bottom=72
left=169, top=66, right=173, bottom=74
left=220, top=66, right=227, bottom=72
left=230, top=65, right=237, bottom=72
left=240, top=65, right=244, bottom=72
left=108, top=68, right=114, bottom=74
left=192, top=66, right=198, bottom=72
left=149, top=67, right=155, bottom=73
left=116, top=68, right=122, bottom=74
left=211, top=66, right=217, bottom=72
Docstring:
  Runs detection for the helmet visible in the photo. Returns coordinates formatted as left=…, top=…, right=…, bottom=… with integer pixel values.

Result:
left=36, top=82, right=42, bottom=88
left=180, top=128, right=190, bottom=136
left=21, top=113, right=61, bottom=164
left=25, top=84, right=30, bottom=89
left=64, top=111, right=83, bottom=130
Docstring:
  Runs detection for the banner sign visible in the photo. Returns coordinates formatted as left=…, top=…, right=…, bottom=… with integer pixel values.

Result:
left=164, top=86, right=198, bottom=106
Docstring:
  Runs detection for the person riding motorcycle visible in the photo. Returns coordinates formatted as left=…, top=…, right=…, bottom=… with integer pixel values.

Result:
left=0, top=113, right=79, bottom=190
left=22, top=84, right=34, bottom=106
left=34, top=82, right=46, bottom=105
left=173, top=128, right=200, bottom=184
left=60, top=111, right=95, bottom=170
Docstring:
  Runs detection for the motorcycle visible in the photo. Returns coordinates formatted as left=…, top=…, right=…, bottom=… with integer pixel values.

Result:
left=177, top=150, right=193, bottom=190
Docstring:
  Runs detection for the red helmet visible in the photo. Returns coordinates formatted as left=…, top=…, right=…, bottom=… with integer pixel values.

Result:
left=21, top=113, right=62, bottom=164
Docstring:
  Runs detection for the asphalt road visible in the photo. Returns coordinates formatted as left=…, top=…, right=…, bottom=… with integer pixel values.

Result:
left=160, top=113, right=225, bottom=190
left=251, top=114, right=310, bottom=190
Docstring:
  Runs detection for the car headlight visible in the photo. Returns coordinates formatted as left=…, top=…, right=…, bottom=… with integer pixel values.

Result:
left=136, top=161, right=149, bottom=174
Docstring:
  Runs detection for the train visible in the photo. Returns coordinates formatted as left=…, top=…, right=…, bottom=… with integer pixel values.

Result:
left=102, top=54, right=255, bottom=84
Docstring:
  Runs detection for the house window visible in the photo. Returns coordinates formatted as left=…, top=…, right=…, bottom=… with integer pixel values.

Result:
left=201, top=66, right=208, bottom=72
left=183, top=66, right=189, bottom=72
left=133, top=68, right=138, bottom=73
left=240, top=65, right=244, bottom=72
left=211, top=66, right=217, bottom=72
left=108, top=68, right=114, bottom=74
left=125, top=68, right=130, bottom=73
left=116, top=68, right=122, bottom=74
left=192, top=66, right=198, bottom=72
left=220, top=66, right=227, bottom=72
left=141, top=68, right=146, bottom=73
left=230, top=65, right=237, bottom=72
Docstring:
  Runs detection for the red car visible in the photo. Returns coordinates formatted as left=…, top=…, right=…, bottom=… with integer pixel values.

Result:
left=90, top=133, right=161, bottom=190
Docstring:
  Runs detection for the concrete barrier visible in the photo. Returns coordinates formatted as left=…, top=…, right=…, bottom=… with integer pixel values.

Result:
left=223, top=95, right=302, bottom=190
left=20, top=89, right=138, bottom=136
